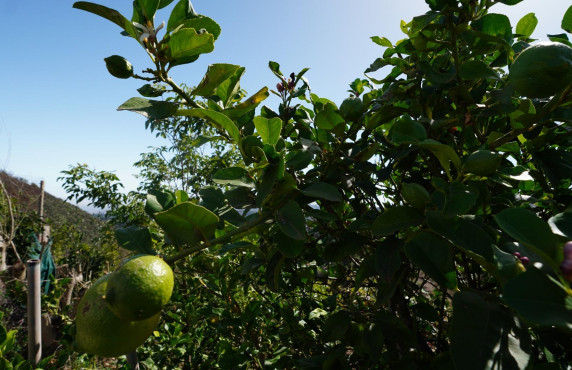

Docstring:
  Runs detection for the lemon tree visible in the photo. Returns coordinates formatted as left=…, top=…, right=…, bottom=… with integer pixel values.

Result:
left=64, top=0, right=572, bottom=368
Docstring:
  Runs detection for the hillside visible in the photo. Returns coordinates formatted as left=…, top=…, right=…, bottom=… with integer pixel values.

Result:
left=0, top=171, right=104, bottom=243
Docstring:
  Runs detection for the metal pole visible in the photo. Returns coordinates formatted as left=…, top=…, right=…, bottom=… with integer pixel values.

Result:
left=27, top=259, right=42, bottom=365
left=38, top=181, right=45, bottom=247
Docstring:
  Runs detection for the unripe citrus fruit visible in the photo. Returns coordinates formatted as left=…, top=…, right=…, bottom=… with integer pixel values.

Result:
left=104, top=55, right=134, bottom=79
left=509, top=42, right=572, bottom=98
left=339, top=96, right=365, bottom=122
left=75, top=274, right=160, bottom=357
left=104, top=255, right=174, bottom=321
left=462, top=150, right=502, bottom=176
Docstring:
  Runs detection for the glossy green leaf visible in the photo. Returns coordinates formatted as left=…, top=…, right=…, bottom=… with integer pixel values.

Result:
left=459, top=60, right=501, bottom=81
left=562, top=5, right=572, bottom=33
left=494, top=208, right=560, bottom=263
left=166, top=28, right=214, bottom=61
left=193, top=64, right=241, bottom=97
left=115, top=227, right=155, bottom=255
left=417, top=139, right=462, bottom=180
left=154, top=202, right=219, bottom=245
left=177, top=108, right=240, bottom=142
left=450, top=291, right=532, bottom=370
left=372, top=206, right=424, bottom=236
left=177, top=16, right=221, bottom=40
left=276, top=200, right=306, bottom=241
left=145, top=189, right=176, bottom=215
left=404, top=231, right=457, bottom=290
left=216, top=67, right=245, bottom=108
left=314, top=103, right=344, bottom=130
left=73, top=2, right=138, bottom=39
left=137, top=84, right=166, bottom=97
left=117, top=97, right=178, bottom=119
left=516, top=13, right=538, bottom=38
left=472, top=13, right=513, bottom=44
left=390, top=116, right=427, bottom=144
left=167, top=0, right=196, bottom=32
left=135, top=0, right=160, bottom=21
left=371, top=36, right=392, bottom=47
left=268, top=61, right=283, bottom=78
left=300, top=182, right=343, bottom=202
left=426, top=211, right=495, bottom=263
left=503, top=267, right=572, bottom=331
left=548, top=211, right=572, bottom=239
left=253, top=116, right=282, bottom=146
left=212, top=167, right=255, bottom=188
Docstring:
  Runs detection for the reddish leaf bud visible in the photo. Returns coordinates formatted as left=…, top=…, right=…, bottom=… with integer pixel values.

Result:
left=519, top=256, right=529, bottom=265
left=277, top=83, right=285, bottom=93
left=561, top=259, right=572, bottom=282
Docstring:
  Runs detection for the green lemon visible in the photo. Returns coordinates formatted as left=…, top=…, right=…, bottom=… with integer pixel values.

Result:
left=462, top=150, right=502, bottom=176
left=104, top=255, right=174, bottom=321
left=104, top=55, right=134, bottom=79
left=509, top=41, right=572, bottom=98
left=75, top=274, right=160, bottom=357
left=339, top=96, right=365, bottom=122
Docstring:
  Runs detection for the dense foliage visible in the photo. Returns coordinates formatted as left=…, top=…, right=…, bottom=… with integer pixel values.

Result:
left=59, top=0, right=572, bottom=368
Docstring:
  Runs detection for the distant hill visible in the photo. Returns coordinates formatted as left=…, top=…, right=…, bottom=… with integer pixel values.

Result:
left=0, top=171, right=104, bottom=243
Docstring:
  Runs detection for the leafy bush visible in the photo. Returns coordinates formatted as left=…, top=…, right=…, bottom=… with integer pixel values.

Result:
left=64, top=0, right=572, bottom=368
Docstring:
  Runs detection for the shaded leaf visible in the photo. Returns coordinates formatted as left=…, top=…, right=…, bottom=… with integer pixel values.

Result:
left=390, top=116, right=427, bottom=144
left=300, top=182, right=343, bottom=202
left=548, top=211, right=572, bottom=239
left=212, top=167, right=255, bottom=188
left=503, top=267, right=572, bottom=331
left=372, top=206, right=424, bottom=236
left=274, top=230, right=304, bottom=258
left=494, top=208, right=560, bottom=263
left=115, top=227, right=155, bottom=255
left=177, top=108, right=240, bottom=142
left=404, top=231, right=457, bottom=290
left=314, top=103, right=344, bottom=130
left=460, top=60, right=501, bottom=81
left=426, top=211, right=494, bottom=262
left=117, top=97, right=178, bottom=119
left=277, top=200, right=306, bottom=241
left=418, top=139, right=462, bottom=180
left=450, top=291, right=532, bottom=370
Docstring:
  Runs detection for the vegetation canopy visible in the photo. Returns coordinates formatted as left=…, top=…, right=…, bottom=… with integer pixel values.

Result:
left=51, top=0, right=572, bottom=368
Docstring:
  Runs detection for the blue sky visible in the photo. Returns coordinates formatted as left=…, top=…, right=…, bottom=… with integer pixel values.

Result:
left=1, top=0, right=570, bottom=205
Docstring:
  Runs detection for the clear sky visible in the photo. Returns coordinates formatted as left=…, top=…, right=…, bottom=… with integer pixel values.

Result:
left=1, top=0, right=570, bottom=206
